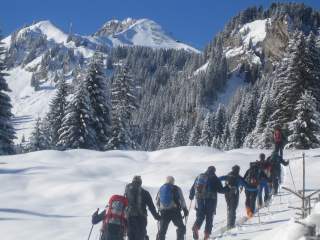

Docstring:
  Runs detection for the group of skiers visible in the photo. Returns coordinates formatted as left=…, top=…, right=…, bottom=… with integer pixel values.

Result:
left=91, top=127, right=289, bottom=240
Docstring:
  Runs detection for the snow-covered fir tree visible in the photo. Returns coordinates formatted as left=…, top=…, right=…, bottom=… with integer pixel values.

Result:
left=171, top=121, right=188, bottom=147
left=199, top=113, right=214, bottom=146
left=0, top=37, right=15, bottom=155
left=213, top=104, right=226, bottom=138
left=188, top=118, right=202, bottom=146
left=286, top=90, right=320, bottom=149
left=230, top=104, right=246, bottom=149
left=45, top=75, right=69, bottom=148
left=84, top=53, right=111, bottom=150
left=27, top=118, right=49, bottom=152
left=107, top=64, right=138, bottom=150
left=57, top=81, right=97, bottom=149
left=158, top=126, right=173, bottom=149
left=245, top=90, right=273, bottom=148
left=305, top=32, right=320, bottom=109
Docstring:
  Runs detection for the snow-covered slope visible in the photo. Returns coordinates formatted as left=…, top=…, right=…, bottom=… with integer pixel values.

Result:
left=93, top=18, right=200, bottom=52
left=0, top=147, right=318, bottom=240
left=3, top=18, right=199, bottom=142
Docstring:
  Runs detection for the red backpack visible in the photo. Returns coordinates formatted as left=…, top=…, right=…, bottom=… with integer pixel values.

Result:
left=102, top=195, right=128, bottom=231
left=274, top=129, right=282, bottom=143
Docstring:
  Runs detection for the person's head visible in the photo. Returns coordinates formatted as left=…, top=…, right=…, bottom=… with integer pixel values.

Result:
left=166, top=176, right=175, bottom=185
left=132, top=175, right=142, bottom=186
left=232, top=165, right=240, bottom=175
left=206, top=166, right=216, bottom=175
left=275, top=125, right=281, bottom=131
left=259, top=153, right=266, bottom=161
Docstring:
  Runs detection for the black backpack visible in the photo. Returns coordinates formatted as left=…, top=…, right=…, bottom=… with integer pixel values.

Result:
left=125, top=183, right=143, bottom=216
left=245, top=163, right=260, bottom=186
left=225, top=172, right=238, bottom=188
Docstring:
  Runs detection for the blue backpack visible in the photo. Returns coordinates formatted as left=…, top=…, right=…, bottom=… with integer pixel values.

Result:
left=159, top=184, right=176, bottom=209
left=195, top=173, right=209, bottom=199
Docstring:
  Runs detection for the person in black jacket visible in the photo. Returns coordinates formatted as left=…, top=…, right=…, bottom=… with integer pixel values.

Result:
left=268, top=151, right=289, bottom=194
left=156, top=176, right=188, bottom=240
left=220, top=165, right=257, bottom=229
left=244, top=162, right=269, bottom=218
left=189, top=166, right=228, bottom=240
left=125, top=176, right=161, bottom=240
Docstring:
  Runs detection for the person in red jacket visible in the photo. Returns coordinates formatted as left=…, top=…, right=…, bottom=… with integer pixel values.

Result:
left=273, top=126, right=284, bottom=157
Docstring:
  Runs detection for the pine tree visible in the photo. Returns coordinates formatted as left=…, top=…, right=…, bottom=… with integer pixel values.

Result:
left=271, top=33, right=310, bottom=128
left=214, top=104, right=226, bottom=137
left=222, top=120, right=231, bottom=150
left=107, top=64, right=138, bottom=150
left=199, top=113, right=214, bottom=146
left=158, top=125, right=173, bottom=149
left=245, top=90, right=273, bottom=148
left=85, top=53, right=111, bottom=150
left=46, top=76, right=68, bottom=148
left=57, top=81, right=97, bottom=149
left=28, top=118, right=48, bottom=151
left=0, top=36, right=15, bottom=155
left=230, top=105, right=246, bottom=149
left=188, top=119, right=202, bottom=146
left=171, top=121, right=188, bottom=147
left=286, top=90, right=320, bottom=149
left=305, top=32, right=320, bottom=109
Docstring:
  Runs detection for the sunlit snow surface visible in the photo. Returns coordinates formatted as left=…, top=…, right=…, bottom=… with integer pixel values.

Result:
left=0, top=146, right=319, bottom=240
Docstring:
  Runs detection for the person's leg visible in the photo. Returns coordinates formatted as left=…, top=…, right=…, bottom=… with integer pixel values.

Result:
left=258, top=184, right=263, bottom=207
left=131, top=216, right=147, bottom=240
left=172, top=210, right=186, bottom=240
left=157, top=211, right=171, bottom=240
left=264, top=183, right=270, bottom=203
left=229, top=192, right=239, bottom=229
left=251, top=191, right=258, bottom=213
left=279, top=143, right=284, bottom=157
left=204, top=199, right=215, bottom=237
left=225, top=192, right=232, bottom=229
left=193, top=199, right=206, bottom=229
left=274, top=143, right=280, bottom=156
left=127, top=217, right=135, bottom=240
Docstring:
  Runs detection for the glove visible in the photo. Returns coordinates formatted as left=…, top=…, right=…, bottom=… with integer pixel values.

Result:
left=183, top=208, right=189, bottom=217
left=92, top=208, right=99, bottom=217
left=91, top=208, right=100, bottom=225
left=189, top=195, right=194, bottom=201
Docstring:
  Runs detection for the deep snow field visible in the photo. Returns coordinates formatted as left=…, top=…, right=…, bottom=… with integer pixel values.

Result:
left=0, top=146, right=319, bottom=240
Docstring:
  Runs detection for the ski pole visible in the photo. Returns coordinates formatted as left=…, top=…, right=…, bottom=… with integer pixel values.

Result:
left=88, top=208, right=99, bottom=240
left=87, top=224, right=94, bottom=240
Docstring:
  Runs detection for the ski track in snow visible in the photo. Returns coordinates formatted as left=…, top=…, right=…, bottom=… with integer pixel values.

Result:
left=0, top=147, right=319, bottom=240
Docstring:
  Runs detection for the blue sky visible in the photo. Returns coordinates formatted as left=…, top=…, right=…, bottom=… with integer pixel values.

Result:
left=2, top=0, right=320, bottom=49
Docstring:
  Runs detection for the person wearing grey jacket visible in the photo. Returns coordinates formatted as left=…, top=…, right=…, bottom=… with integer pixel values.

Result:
left=156, top=176, right=189, bottom=240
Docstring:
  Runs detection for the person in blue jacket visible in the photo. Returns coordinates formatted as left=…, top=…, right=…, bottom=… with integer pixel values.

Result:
left=220, top=165, right=257, bottom=229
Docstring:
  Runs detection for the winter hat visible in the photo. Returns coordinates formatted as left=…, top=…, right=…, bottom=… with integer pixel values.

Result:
left=232, top=165, right=240, bottom=174
left=132, top=175, right=142, bottom=186
left=259, top=153, right=266, bottom=161
left=166, top=176, right=175, bottom=184
left=206, top=166, right=216, bottom=175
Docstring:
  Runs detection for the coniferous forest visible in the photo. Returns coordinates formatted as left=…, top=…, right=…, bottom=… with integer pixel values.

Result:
left=2, top=3, right=320, bottom=154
